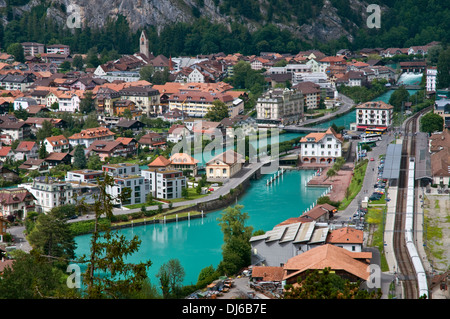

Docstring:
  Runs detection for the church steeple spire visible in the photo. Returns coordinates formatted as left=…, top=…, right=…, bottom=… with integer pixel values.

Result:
left=139, top=30, right=149, bottom=59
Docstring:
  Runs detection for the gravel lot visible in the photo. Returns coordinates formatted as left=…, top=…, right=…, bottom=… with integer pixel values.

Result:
left=422, top=195, right=450, bottom=273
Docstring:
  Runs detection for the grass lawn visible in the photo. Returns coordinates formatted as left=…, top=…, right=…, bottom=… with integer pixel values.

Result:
left=366, top=206, right=389, bottom=271
left=166, top=187, right=210, bottom=203
left=338, top=159, right=368, bottom=210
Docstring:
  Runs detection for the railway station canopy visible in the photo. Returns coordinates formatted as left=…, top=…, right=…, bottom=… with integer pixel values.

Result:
left=382, top=144, right=403, bottom=181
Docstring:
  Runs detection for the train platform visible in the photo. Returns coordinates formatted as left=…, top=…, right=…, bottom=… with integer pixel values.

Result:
left=384, top=186, right=399, bottom=274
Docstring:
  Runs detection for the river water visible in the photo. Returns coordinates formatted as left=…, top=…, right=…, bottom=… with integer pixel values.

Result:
left=74, top=72, right=423, bottom=288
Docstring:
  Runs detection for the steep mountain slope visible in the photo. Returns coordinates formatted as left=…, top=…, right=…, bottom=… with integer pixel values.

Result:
left=4, top=0, right=373, bottom=43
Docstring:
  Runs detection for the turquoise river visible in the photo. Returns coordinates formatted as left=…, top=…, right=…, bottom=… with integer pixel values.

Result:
left=74, top=73, right=423, bottom=287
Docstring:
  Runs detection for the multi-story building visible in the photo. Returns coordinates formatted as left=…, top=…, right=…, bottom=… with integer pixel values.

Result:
left=299, top=127, right=343, bottom=164
left=0, top=74, right=35, bottom=91
left=355, top=101, right=394, bottom=132
left=68, top=127, right=115, bottom=148
left=102, top=163, right=141, bottom=177
left=141, top=168, right=186, bottom=200
left=21, top=42, right=45, bottom=57
left=0, top=188, right=36, bottom=220
left=106, top=174, right=150, bottom=206
left=434, top=99, right=450, bottom=129
left=118, top=85, right=160, bottom=116
left=256, top=88, right=304, bottom=125
left=24, top=177, right=74, bottom=213
left=168, top=90, right=242, bottom=118
left=293, top=81, right=321, bottom=110
left=44, top=135, right=70, bottom=154
left=66, top=169, right=104, bottom=183
left=46, top=44, right=70, bottom=55
left=426, top=67, right=437, bottom=93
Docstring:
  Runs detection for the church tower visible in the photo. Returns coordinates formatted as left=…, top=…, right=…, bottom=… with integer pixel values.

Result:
left=139, top=30, right=150, bottom=59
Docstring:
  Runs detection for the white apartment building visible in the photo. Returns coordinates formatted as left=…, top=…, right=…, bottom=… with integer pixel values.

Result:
left=23, top=176, right=74, bottom=213
left=300, top=127, right=343, bottom=164
left=355, top=101, right=394, bottom=131
left=426, top=67, right=437, bottom=93
left=46, top=44, right=70, bottom=55
left=102, top=163, right=141, bottom=177
left=141, top=168, right=186, bottom=200
left=256, top=88, right=304, bottom=125
left=106, top=175, right=150, bottom=206
left=65, top=169, right=104, bottom=183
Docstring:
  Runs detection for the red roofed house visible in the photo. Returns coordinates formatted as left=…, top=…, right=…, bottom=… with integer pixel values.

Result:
left=251, top=266, right=284, bottom=283
left=147, top=155, right=171, bottom=170
left=87, top=140, right=125, bottom=161
left=282, top=244, right=372, bottom=285
left=139, top=132, right=167, bottom=150
left=0, top=188, right=36, bottom=219
left=299, top=127, right=344, bottom=164
left=68, top=127, right=115, bottom=148
left=45, top=152, right=73, bottom=167
left=169, top=153, right=199, bottom=176
left=168, top=124, right=190, bottom=143
left=0, top=147, right=14, bottom=162
left=326, top=227, right=364, bottom=252
left=44, top=134, right=70, bottom=154
left=114, top=137, right=138, bottom=157
left=14, top=141, right=38, bottom=161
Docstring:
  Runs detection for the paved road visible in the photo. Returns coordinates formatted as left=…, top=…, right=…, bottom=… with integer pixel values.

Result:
left=335, top=130, right=397, bottom=222
left=295, top=93, right=355, bottom=127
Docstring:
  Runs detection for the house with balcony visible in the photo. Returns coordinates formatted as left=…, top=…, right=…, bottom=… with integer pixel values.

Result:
left=141, top=167, right=186, bottom=200
left=299, top=127, right=343, bottom=164
left=68, top=127, right=115, bottom=148
left=355, top=101, right=394, bottom=132
left=106, top=174, right=150, bottom=206
left=0, top=188, right=36, bottom=220
left=44, top=135, right=70, bottom=154
left=23, top=176, right=74, bottom=213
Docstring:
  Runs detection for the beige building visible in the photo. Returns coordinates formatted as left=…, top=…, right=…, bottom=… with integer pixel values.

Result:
left=206, top=150, right=245, bottom=181
left=256, top=88, right=304, bottom=125
left=356, top=100, right=394, bottom=131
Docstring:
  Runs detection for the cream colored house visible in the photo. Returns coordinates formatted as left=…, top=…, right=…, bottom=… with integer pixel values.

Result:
left=206, top=149, right=245, bottom=181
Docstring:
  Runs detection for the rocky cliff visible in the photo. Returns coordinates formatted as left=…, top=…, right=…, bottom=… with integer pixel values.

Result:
left=3, top=0, right=378, bottom=43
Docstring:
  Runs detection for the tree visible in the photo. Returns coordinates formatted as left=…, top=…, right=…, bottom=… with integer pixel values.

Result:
left=79, top=91, right=95, bottom=114
left=87, top=153, right=102, bottom=170
left=156, top=259, right=185, bottom=298
left=36, top=120, right=53, bottom=141
left=59, top=60, right=71, bottom=72
left=204, top=100, right=229, bottom=122
left=217, top=204, right=253, bottom=276
left=6, top=42, right=24, bottom=62
left=27, top=207, right=77, bottom=261
left=283, top=267, right=382, bottom=299
left=326, top=168, right=337, bottom=181
left=389, top=86, right=410, bottom=112
left=73, top=144, right=87, bottom=169
left=38, top=141, right=47, bottom=159
left=72, top=55, right=84, bottom=70
left=420, top=112, right=444, bottom=134
left=437, top=48, right=450, bottom=89
left=79, top=174, right=152, bottom=299
left=0, top=250, right=76, bottom=299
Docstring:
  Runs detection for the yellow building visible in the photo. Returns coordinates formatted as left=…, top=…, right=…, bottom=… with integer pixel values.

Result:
left=206, top=149, right=245, bottom=181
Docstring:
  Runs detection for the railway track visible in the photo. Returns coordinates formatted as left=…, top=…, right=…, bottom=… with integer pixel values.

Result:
left=393, top=106, right=431, bottom=299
